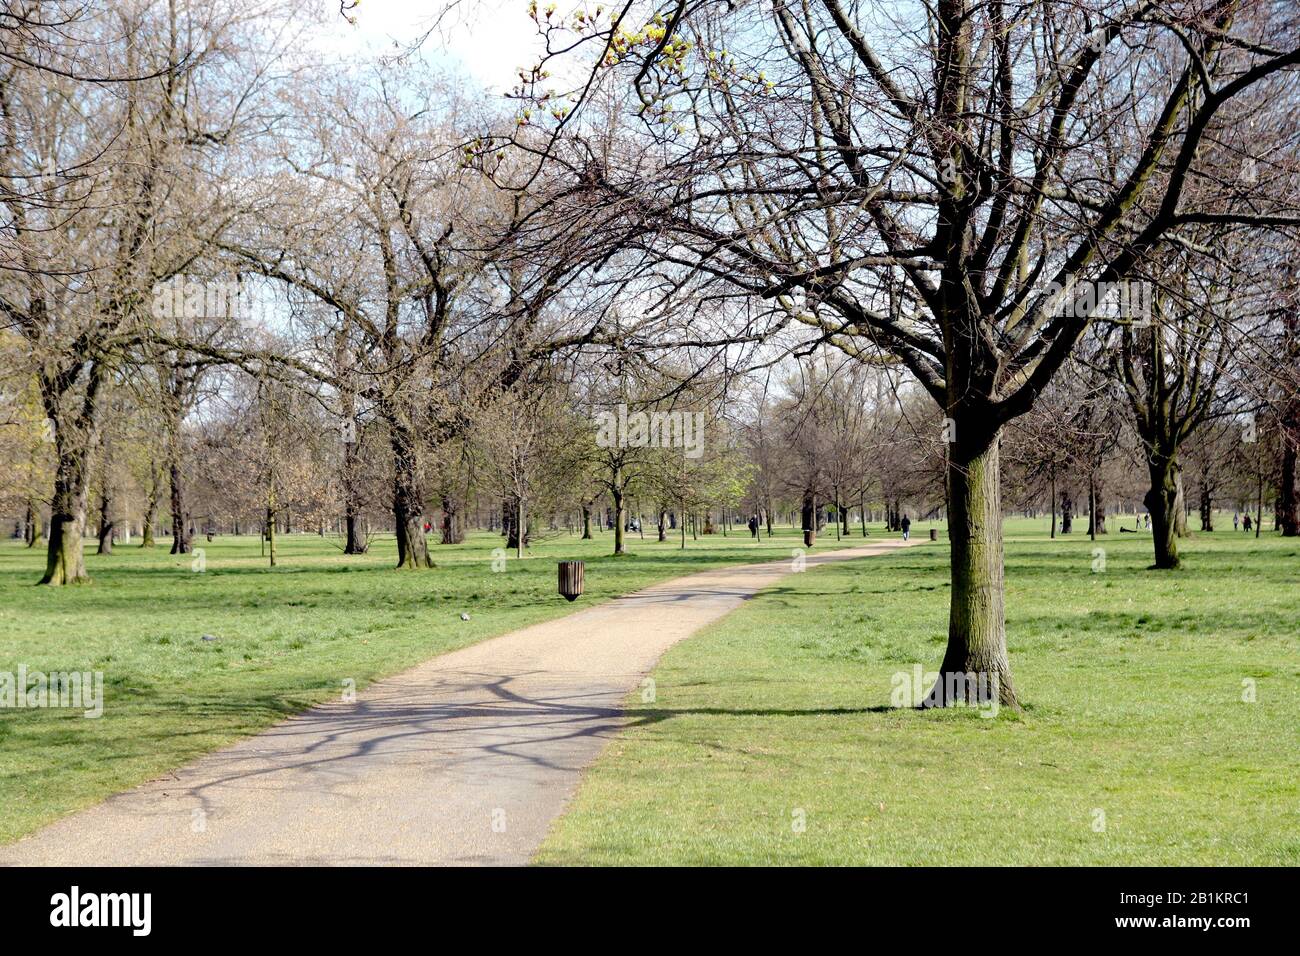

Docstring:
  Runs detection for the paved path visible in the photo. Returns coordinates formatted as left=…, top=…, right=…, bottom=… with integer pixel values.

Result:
left=2, top=538, right=915, bottom=866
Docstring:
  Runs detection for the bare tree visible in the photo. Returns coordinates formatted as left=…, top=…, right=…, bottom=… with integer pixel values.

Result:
left=515, top=0, right=1300, bottom=706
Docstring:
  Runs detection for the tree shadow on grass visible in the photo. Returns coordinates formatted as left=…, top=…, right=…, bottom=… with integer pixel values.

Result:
left=627, top=705, right=897, bottom=726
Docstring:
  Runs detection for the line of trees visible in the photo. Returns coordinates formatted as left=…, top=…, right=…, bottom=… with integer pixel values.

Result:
left=3, top=1, right=1300, bottom=714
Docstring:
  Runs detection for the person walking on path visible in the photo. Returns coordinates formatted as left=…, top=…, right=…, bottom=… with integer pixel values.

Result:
left=900, top=514, right=911, bottom=541
left=747, top=515, right=759, bottom=539
left=1233, top=513, right=1240, bottom=531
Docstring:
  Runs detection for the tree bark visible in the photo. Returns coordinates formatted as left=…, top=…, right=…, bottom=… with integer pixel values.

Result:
left=342, top=430, right=367, bottom=554
left=657, top=508, right=667, bottom=542
left=1086, top=473, right=1107, bottom=538
left=1199, top=470, right=1214, bottom=533
left=1279, top=315, right=1299, bottom=536
left=96, top=485, right=114, bottom=556
left=41, top=417, right=96, bottom=584
left=141, top=463, right=161, bottom=548
left=1145, top=453, right=1181, bottom=569
left=515, top=495, right=525, bottom=560
left=43, top=443, right=92, bottom=585
left=168, top=456, right=191, bottom=555
left=1172, top=467, right=1189, bottom=538
left=1279, top=430, right=1298, bottom=537
left=439, top=494, right=463, bottom=545
left=39, top=364, right=101, bottom=585
left=1087, top=473, right=1100, bottom=540
left=926, top=429, right=1018, bottom=709
left=344, top=514, right=367, bottom=554
left=1049, top=472, right=1056, bottom=539
left=391, top=422, right=431, bottom=569
left=43, top=481, right=89, bottom=586
left=581, top=504, right=593, bottom=539
left=612, top=485, right=626, bottom=555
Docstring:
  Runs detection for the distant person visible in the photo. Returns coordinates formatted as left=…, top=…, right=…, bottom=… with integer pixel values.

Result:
left=748, top=515, right=759, bottom=539
left=1243, top=514, right=1252, bottom=532
left=1233, top=513, right=1239, bottom=531
left=900, top=514, right=911, bottom=541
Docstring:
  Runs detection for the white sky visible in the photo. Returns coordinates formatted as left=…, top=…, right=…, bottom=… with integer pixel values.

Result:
left=310, top=0, right=553, bottom=94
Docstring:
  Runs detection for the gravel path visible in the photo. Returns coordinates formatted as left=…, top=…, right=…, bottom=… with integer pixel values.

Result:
left=2, top=538, right=915, bottom=866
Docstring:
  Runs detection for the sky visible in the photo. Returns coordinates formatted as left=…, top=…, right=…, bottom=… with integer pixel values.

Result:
left=310, top=0, right=553, bottom=94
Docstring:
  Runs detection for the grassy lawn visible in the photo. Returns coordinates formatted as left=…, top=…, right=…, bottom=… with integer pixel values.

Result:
left=537, top=517, right=1300, bottom=865
left=0, top=524, right=848, bottom=845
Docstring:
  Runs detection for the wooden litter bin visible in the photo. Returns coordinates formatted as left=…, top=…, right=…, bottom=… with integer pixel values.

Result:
left=558, top=560, right=585, bottom=602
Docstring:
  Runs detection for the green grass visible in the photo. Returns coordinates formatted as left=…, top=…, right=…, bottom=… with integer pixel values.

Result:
left=537, top=517, right=1300, bottom=865
left=0, top=524, right=846, bottom=845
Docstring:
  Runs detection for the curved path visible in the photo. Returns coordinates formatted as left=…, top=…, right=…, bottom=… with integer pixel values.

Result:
left=2, top=538, right=915, bottom=866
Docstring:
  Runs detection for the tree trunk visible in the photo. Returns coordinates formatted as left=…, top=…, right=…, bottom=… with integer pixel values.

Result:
left=24, top=501, right=38, bottom=548
left=1087, top=474, right=1096, bottom=541
left=42, top=451, right=92, bottom=586
left=612, top=493, right=625, bottom=555
left=612, top=467, right=626, bottom=555
left=95, top=434, right=115, bottom=556
left=657, top=509, right=667, bottom=542
left=1279, top=311, right=1300, bottom=534
left=1278, top=430, right=1298, bottom=536
left=1256, top=464, right=1264, bottom=540
left=96, top=488, right=114, bottom=555
left=168, top=456, right=191, bottom=555
left=141, top=464, right=160, bottom=548
left=1172, top=467, right=1189, bottom=538
left=927, top=430, right=1017, bottom=709
left=43, top=499, right=88, bottom=585
left=1144, top=454, right=1181, bottom=569
left=515, top=496, right=525, bottom=560
left=440, top=494, right=463, bottom=545
left=1049, top=472, right=1057, bottom=539
left=1060, top=488, right=1073, bottom=534
left=581, top=504, right=593, bottom=539
left=1087, top=472, right=1107, bottom=537
left=342, top=432, right=367, bottom=554
left=344, top=513, right=367, bottom=554
left=391, top=424, right=431, bottom=569
left=1199, top=470, right=1214, bottom=533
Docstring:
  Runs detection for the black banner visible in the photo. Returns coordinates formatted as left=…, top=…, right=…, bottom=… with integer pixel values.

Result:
left=0, top=866, right=1284, bottom=942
